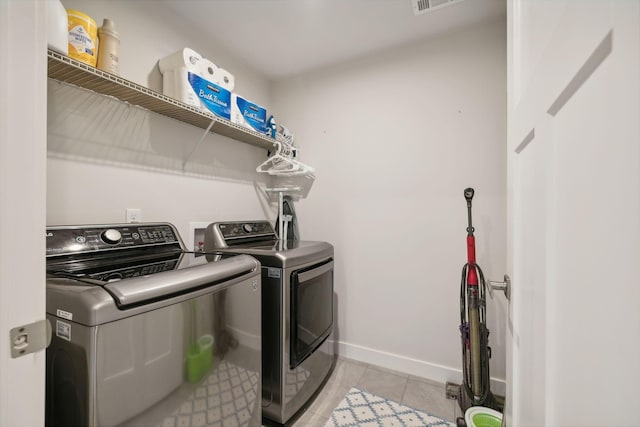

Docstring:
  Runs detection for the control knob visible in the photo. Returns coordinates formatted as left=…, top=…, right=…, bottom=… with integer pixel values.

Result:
left=101, top=229, right=122, bottom=245
left=242, top=224, right=253, bottom=233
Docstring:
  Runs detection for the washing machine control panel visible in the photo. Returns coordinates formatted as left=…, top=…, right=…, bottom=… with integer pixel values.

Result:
left=46, top=223, right=181, bottom=256
left=218, top=221, right=275, bottom=240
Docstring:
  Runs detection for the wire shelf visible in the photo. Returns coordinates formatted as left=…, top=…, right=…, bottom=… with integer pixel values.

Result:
left=47, top=49, right=276, bottom=151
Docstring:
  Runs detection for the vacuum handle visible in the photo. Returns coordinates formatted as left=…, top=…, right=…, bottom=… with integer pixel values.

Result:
left=464, top=187, right=475, bottom=235
left=464, top=187, right=475, bottom=204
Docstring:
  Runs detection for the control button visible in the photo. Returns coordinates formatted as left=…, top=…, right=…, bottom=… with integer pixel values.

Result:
left=101, top=229, right=122, bottom=245
left=242, top=224, right=253, bottom=233
left=75, top=236, right=86, bottom=243
left=131, top=232, right=140, bottom=239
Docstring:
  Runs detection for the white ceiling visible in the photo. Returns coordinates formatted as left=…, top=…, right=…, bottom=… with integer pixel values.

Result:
left=161, top=0, right=506, bottom=80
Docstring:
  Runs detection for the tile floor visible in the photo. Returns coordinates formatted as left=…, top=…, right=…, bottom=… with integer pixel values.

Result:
left=285, top=356, right=462, bottom=426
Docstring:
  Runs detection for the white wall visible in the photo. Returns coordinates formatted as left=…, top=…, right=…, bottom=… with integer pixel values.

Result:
left=271, top=20, right=508, bottom=389
left=49, top=0, right=277, bottom=240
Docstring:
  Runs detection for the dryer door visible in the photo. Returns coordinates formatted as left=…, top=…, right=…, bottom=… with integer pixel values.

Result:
left=289, top=259, right=334, bottom=368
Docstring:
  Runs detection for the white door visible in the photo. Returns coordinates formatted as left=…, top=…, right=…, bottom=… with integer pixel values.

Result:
left=506, top=1, right=640, bottom=426
left=0, top=1, right=48, bottom=426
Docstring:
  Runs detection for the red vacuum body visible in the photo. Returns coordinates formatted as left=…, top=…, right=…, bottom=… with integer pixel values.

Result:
left=457, top=188, right=498, bottom=414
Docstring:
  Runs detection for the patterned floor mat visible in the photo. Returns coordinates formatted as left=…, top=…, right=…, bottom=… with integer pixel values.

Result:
left=158, top=360, right=259, bottom=427
left=324, top=387, right=454, bottom=427
left=284, top=365, right=311, bottom=404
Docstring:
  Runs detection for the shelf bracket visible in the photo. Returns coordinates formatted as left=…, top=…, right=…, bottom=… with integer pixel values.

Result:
left=182, top=118, right=216, bottom=171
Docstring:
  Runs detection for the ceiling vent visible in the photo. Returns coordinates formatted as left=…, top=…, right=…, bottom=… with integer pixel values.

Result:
left=412, top=0, right=465, bottom=16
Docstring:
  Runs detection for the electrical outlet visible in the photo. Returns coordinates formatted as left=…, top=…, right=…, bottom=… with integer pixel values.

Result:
left=445, top=381, right=460, bottom=400
left=126, top=208, right=142, bottom=223
left=194, top=228, right=206, bottom=252
left=188, top=221, right=211, bottom=252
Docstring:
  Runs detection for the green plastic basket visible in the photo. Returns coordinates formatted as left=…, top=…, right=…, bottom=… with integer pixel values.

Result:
left=186, top=334, right=213, bottom=384
left=465, top=407, right=503, bottom=427
left=472, top=412, right=502, bottom=427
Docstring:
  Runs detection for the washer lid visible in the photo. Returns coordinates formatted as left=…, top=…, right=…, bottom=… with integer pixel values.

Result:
left=104, top=253, right=257, bottom=307
left=46, top=254, right=259, bottom=326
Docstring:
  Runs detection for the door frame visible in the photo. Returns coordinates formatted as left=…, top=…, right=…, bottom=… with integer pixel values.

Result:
left=0, top=1, right=48, bottom=426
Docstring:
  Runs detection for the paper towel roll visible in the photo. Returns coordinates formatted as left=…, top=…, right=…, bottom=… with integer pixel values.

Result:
left=157, top=48, right=236, bottom=110
left=199, top=58, right=218, bottom=84
left=158, top=48, right=203, bottom=75
left=231, top=93, right=266, bottom=133
left=216, top=67, right=235, bottom=91
left=158, top=48, right=207, bottom=107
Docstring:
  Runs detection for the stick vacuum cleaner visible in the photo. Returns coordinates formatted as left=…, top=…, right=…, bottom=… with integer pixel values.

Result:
left=457, top=188, right=498, bottom=416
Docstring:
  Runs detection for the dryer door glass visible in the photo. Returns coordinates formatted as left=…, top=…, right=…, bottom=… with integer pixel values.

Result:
left=290, top=259, right=334, bottom=368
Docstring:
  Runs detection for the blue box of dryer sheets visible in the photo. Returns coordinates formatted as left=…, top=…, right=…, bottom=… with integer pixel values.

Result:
left=231, top=94, right=267, bottom=133
left=187, top=72, right=231, bottom=120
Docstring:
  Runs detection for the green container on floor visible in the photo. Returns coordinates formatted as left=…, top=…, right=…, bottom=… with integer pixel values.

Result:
left=472, top=412, right=502, bottom=427
left=186, top=334, right=213, bottom=384
left=465, top=406, right=503, bottom=427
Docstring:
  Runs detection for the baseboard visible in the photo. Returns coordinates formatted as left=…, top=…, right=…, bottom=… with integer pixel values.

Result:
left=332, top=340, right=506, bottom=397
left=227, top=326, right=261, bottom=351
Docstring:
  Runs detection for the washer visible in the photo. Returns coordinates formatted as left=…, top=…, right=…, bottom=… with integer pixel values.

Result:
left=204, top=221, right=335, bottom=425
left=45, top=223, right=262, bottom=427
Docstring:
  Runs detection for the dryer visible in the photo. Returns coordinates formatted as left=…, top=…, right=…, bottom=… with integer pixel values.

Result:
left=204, top=220, right=335, bottom=424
